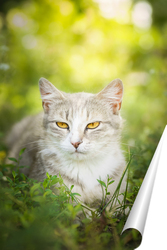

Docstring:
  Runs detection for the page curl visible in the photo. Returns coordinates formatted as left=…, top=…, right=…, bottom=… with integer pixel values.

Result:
left=122, top=125, right=167, bottom=249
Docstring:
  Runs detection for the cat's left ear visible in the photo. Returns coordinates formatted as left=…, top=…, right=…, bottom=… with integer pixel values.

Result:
left=97, top=79, right=123, bottom=115
left=39, top=77, right=65, bottom=113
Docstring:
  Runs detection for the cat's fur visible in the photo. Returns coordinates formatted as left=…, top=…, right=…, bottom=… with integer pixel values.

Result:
left=6, top=78, right=126, bottom=207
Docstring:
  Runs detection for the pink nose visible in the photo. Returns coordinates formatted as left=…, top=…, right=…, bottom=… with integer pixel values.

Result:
left=71, top=141, right=83, bottom=149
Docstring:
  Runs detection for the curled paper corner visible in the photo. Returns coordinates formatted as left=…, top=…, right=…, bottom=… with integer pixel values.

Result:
left=121, top=228, right=142, bottom=249
left=121, top=125, right=167, bottom=249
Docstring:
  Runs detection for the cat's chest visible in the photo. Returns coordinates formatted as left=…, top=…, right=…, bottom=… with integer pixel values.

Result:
left=60, top=156, right=119, bottom=189
left=62, top=164, right=104, bottom=203
left=42, top=152, right=125, bottom=203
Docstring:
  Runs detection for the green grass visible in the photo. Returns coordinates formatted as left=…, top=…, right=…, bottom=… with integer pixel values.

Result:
left=0, top=149, right=142, bottom=250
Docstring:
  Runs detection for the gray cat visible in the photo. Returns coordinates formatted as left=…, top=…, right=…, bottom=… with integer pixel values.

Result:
left=6, top=78, right=126, bottom=208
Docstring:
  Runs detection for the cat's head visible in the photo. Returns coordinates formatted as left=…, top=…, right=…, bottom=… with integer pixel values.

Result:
left=39, top=78, right=124, bottom=161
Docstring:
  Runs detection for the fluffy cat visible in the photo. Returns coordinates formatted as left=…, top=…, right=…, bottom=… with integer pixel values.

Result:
left=6, top=78, right=126, bottom=208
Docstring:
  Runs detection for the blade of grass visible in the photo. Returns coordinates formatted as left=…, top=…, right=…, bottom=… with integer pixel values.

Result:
left=100, top=155, right=132, bottom=214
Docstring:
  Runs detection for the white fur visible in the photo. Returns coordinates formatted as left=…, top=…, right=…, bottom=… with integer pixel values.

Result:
left=40, top=107, right=126, bottom=204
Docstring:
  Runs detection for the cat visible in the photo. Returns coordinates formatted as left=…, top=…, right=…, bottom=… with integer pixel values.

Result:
left=6, top=77, right=126, bottom=210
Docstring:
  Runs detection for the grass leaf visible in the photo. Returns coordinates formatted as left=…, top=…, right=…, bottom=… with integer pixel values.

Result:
left=108, top=180, right=115, bottom=185
left=6, top=176, right=13, bottom=183
left=19, top=148, right=26, bottom=156
left=97, top=179, right=106, bottom=188
left=71, top=192, right=81, bottom=197
left=8, top=157, right=18, bottom=163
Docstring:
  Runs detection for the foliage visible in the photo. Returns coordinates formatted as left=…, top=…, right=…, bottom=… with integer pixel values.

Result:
left=0, top=149, right=141, bottom=250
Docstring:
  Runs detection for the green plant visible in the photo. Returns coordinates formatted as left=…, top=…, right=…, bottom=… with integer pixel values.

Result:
left=0, top=149, right=141, bottom=250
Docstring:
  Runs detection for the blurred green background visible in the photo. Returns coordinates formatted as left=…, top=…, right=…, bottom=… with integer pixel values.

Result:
left=0, top=0, right=167, bottom=179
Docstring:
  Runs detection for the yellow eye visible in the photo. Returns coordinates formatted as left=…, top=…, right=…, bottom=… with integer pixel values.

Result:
left=56, top=122, right=69, bottom=129
left=86, top=122, right=100, bottom=129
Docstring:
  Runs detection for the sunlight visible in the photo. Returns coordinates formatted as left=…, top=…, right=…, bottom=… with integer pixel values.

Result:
left=7, top=9, right=28, bottom=29
left=22, top=34, right=37, bottom=49
left=94, top=0, right=131, bottom=23
left=94, top=0, right=152, bottom=29
left=12, top=12, right=27, bottom=27
left=132, top=1, right=152, bottom=29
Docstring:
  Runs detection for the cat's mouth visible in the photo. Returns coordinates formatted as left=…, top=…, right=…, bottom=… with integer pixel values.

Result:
left=68, top=149, right=86, bottom=158
left=75, top=150, right=83, bottom=154
left=71, top=149, right=84, bottom=154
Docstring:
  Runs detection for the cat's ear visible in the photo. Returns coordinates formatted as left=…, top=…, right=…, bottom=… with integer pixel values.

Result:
left=39, top=77, right=65, bottom=113
left=97, top=79, right=123, bottom=115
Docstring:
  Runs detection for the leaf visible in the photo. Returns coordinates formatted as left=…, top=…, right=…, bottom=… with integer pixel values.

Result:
left=19, top=148, right=26, bottom=156
left=70, top=185, right=74, bottom=191
left=43, top=179, right=48, bottom=189
left=12, top=171, right=16, bottom=178
left=6, top=176, right=13, bottom=183
left=126, top=198, right=133, bottom=202
left=97, top=179, right=106, bottom=188
left=0, top=171, right=3, bottom=178
left=50, top=178, right=59, bottom=186
left=71, top=192, right=81, bottom=197
left=51, top=175, right=57, bottom=180
left=74, top=204, right=81, bottom=213
left=49, top=193, right=58, bottom=199
left=46, top=172, right=50, bottom=179
left=82, top=218, right=91, bottom=224
left=38, top=187, right=44, bottom=194
left=43, top=189, right=52, bottom=197
left=17, top=183, right=28, bottom=188
left=19, top=165, right=29, bottom=168
left=8, top=157, right=18, bottom=163
left=30, top=183, right=41, bottom=195
left=32, top=196, right=45, bottom=203
left=108, top=180, right=115, bottom=185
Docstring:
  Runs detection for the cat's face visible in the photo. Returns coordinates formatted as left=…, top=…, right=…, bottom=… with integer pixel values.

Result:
left=39, top=78, right=123, bottom=161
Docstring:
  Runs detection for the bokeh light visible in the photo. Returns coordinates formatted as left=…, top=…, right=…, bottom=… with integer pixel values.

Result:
left=132, top=1, right=152, bottom=29
left=94, top=0, right=131, bottom=23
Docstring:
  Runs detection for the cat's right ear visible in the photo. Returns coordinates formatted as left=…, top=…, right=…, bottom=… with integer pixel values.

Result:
left=39, top=77, right=65, bottom=113
left=96, top=79, right=123, bottom=115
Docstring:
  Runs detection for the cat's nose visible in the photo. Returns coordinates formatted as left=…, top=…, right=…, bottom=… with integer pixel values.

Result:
left=71, top=140, right=83, bottom=149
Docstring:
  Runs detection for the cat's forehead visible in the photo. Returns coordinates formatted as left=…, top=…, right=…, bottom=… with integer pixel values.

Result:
left=66, top=92, right=107, bottom=117
left=66, top=92, right=93, bottom=106
left=50, top=92, right=109, bottom=121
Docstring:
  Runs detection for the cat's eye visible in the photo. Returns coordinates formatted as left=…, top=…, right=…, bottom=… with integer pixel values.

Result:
left=86, top=122, right=100, bottom=129
left=56, top=122, right=69, bottom=129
